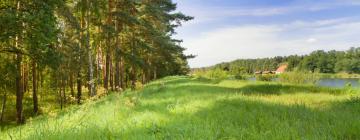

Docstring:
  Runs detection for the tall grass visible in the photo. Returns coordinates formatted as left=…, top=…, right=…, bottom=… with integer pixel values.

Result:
left=190, top=69, right=226, bottom=85
left=255, top=74, right=276, bottom=81
left=279, top=72, right=320, bottom=85
left=1, top=76, right=359, bottom=139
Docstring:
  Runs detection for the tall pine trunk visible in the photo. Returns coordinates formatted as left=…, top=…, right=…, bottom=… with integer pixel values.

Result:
left=69, top=73, right=74, bottom=97
left=115, top=61, right=120, bottom=90
left=15, top=0, right=24, bottom=124
left=62, top=78, right=67, bottom=104
left=77, top=71, right=82, bottom=104
left=85, top=0, right=95, bottom=97
left=110, top=57, right=114, bottom=91
left=32, top=60, right=38, bottom=114
left=59, top=78, right=63, bottom=110
left=104, top=53, right=110, bottom=90
left=0, top=91, right=7, bottom=122
left=153, top=67, right=157, bottom=80
left=104, top=0, right=113, bottom=91
left=131, top=66, right=136, bottom=90
left=23, top=64, right=28, bottom=93
left=15, top=54, right=24, bottom=124
left=120, top=58, right=124, bottom=90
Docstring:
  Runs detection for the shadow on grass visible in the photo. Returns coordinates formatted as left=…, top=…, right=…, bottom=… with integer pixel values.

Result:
left=144, top=77, right=343, bottom=98
left=145, top=84, right=343, bottom=100
left=119, top=96, right=360, bottom=139
left=19, top=94, right=360, bottom=140
left=6, top=77, right=355, bottom=139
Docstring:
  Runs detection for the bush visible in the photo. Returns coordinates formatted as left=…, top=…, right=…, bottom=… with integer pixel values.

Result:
left=344, top=82, right=358, bottom=94
left=234, top=74, right=247, bottom=80
left=256, top=75, right=276, bottom=81
left=279, top=72, right=320, bottom=85
left=206, top=69, right=228, bottom=79
left=192, top=70, right=207, bottom=78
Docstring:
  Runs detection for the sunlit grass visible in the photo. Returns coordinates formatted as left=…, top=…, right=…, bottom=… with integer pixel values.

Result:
left=1, top=76, right=359, bottom=139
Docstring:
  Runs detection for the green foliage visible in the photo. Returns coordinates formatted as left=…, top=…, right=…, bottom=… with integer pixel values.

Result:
left=206, top=47, right=360, bottom=75
left=191, top=68, right=228, bottom=80
left=234, top=74, right=248, bottom=80
left=0, top=0, right=193, bottom=125
left=206, top=69, right=228, bottom=80
left=191, top=69, right=207, bottom=78
left=279, top=72, right=320, bottom=85
left=344, top=82, right=358, bottom=95
left=256, top=74, right=276, bottom=81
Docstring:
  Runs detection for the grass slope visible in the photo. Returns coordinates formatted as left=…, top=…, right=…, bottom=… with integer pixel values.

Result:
left=1, top=76, right=360, bottom=140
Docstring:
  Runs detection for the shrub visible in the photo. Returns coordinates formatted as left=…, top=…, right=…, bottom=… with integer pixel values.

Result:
left=344, top=82, right=358, bottom=94
left=206, top=69, right=228, bottom=80
left=279, top=72, right=320, bottom=85
left=234, top=74, right=247, bottom=80
left=192, top=70, right=207, bottom=78
left=256, top=75, right=276, bottom=81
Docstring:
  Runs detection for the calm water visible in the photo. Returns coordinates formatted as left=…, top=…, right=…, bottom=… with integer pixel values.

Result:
left=247, top=77, right=360, bottom=88
left=317, top=78, right=360, bottom=88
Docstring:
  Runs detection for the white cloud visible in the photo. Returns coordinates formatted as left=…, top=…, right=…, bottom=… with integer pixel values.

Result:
left=306, top=38, right=318, bottom=43
left=172, top=0, right=360, bottom=67
left=183, top=19, right=360, bottom=68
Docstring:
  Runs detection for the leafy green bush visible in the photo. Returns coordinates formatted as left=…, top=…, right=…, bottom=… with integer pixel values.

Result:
left=344, top=82, right=358, bottom=95
left=206, top=69, right=228, bottom=79
left=234, top=74, right=247, bottom=80
left=192, top=70, right=207, bottom=78
left=256, top=75, right=276, bottom=81
left=279, top=72, right=320, bottom=84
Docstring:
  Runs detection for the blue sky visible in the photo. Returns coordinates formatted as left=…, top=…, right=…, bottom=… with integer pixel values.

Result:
left=172, top=0, right=360, bottom=68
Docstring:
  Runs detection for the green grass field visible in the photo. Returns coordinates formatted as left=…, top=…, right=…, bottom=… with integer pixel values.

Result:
left=1, top=76, right=359, bottom=140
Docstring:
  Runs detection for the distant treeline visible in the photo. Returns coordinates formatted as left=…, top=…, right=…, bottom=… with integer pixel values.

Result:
left=195, top=47, right=360, bottom=75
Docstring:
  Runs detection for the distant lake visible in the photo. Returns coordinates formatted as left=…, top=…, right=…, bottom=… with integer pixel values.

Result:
left=317, top=78, right=360, bottom=88
left=247, top=77, right=360, bottom=88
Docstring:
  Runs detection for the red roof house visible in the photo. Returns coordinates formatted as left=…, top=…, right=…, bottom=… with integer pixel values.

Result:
left=276, top=64, right=288, bottom=74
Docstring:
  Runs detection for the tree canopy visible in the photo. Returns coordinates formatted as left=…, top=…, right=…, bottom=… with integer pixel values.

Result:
left=0, top=0, right=192, bottom=124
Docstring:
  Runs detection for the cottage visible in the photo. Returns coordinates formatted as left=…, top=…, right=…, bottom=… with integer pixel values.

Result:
left=276, top=64, right=288, bottom=74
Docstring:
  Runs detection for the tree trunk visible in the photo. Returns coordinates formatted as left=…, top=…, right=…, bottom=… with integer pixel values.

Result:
left=147, top=66, right=151, bottom=82
left=0, top=91, right=7, bottom=122
left=120, top=58, right=124, bottom=90
left=15, top=0, right=24, bottom=123
left=104, top=53, right=110, bottom=90
left=125, top=71, right=129, bottom=89
left=59, top=80, right=63, bottom=110
left=142, top=70, right=146, bottom=84
left=62, top=78, right=67, bottom=104
left=97, top=48, right=101, bottom=86
left=32, top=60, right=38, bottom=114
left=85, top=1, right=95, bottom=97
left=15, top=54, right=24, bottom=124
left=87, top=27, right=95, bottom=97
left=69, top=73, right=74, bottom=97
left=77, top=72, right=82, bottom=104
left=153, top=67, right=157, bottom=80
left=115, top=61, right=120, bottom=90
left=105, top=0, right=113, bottom=91
left=110, top=58, right=114, bottom=91
left=131, top=66, right=136, bottom=90
left=23, top=64, right=28, bottom=93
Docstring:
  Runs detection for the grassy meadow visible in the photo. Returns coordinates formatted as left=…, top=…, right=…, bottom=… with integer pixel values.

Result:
left=1, top=76, right=359, bottom=140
